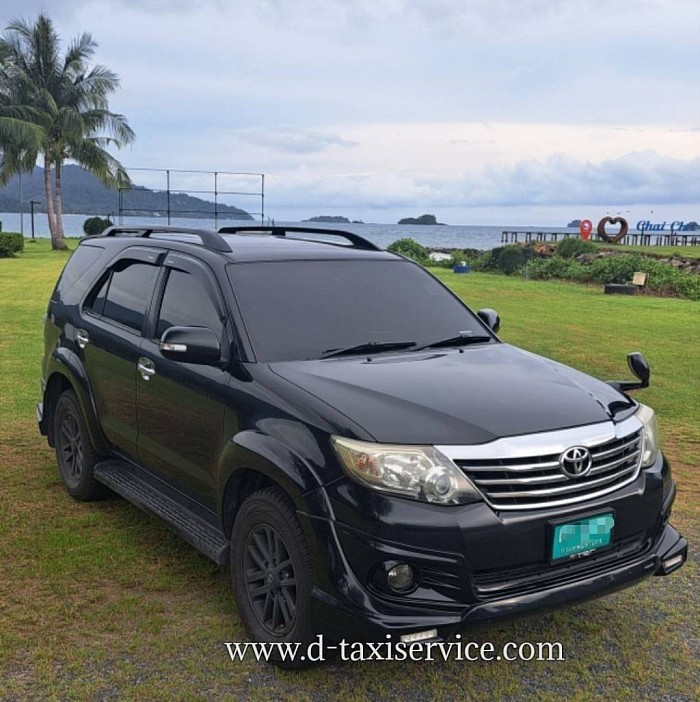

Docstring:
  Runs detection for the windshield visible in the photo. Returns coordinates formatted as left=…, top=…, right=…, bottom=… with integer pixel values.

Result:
left=227, top=259, right=490, bottom=362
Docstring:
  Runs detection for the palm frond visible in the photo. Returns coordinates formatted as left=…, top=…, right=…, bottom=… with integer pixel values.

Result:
left=68, top=137, right=130, bottom=188
left=62, top=32, right=96, bottom=75
left=0, top=12, right=134, bottom=216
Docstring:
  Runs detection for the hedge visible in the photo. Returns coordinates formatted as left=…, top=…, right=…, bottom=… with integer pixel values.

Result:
left=527, top=254, right=700, bottom=300
left=0, top=232, right=24, bottom=257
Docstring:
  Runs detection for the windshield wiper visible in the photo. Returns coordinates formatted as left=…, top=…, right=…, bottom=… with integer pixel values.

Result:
left=319, top=340, right=417, bottom=359
left=411, top=333, right=492, bottom=352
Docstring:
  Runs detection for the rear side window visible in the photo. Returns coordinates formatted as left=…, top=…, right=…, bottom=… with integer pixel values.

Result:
left=85, top=274, right=110, bottom=316
left=101, top=262, right=159, bottom=332
left=53, top=245, right=104, bottom=300
left=155, top=269, right=222, bottom=339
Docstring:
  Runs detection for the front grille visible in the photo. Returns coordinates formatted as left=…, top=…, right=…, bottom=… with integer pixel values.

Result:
left=472, top=534, right=650, bottom=600
left=454, top=428, right=643, bottom=510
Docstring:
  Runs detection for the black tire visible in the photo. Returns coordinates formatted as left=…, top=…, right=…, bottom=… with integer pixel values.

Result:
left=231, top=487, right=315, bottom=669
left=53, top=389, right=111, bottom=501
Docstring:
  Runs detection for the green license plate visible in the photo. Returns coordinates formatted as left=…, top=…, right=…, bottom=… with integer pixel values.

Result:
left=551, top=513, right=615, bottom=562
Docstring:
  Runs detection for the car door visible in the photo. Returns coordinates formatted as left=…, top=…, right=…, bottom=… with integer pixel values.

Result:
left=136, top=252, right=230, bottom=509
left=80, top=247, right=164, bottom=459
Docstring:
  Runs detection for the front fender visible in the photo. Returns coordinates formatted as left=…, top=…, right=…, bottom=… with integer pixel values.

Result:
left=217, top=429, right=338, bottom=589
left=218, top=430, right=331, bottom=512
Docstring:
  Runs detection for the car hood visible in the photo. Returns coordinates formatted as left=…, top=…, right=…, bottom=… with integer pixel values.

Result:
left=269, top=343, right=635, bottom=444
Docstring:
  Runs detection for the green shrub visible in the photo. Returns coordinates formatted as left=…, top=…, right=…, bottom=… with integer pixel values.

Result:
left=555, top=237, right=597, bottom=259
left=527, top=253, right=700, bottom=301
left=482, top=245, right=533, bottom=275
left=585, top=255, right=644, bottom=284
left=449, top=250, right=467, bottom=267
left=0, top=232, right=24, bottom=257
left=387, top=238, right=429, bottom=264
left=527, top=257, right=586, bottom=281
left=446, top=249, right=482, bottom=268
left=83, top=216, right=112, bottom=236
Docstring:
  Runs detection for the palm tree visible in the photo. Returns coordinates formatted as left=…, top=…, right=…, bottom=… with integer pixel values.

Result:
left=0, top=14, right=134, bottom=249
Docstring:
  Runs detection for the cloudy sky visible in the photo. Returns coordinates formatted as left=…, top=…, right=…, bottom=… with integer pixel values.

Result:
left=3, top=0, right=699, bottom=224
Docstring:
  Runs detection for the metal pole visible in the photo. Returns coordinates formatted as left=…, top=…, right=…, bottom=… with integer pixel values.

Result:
left=166, top=169, right=171, bottom=225
left=30, top=200, right=36, bottom=239
left=214, top=171, right=218, bottom=229
left=19, top=171, right=24, bottom=235
left=261, top=174, right=265, bottom=224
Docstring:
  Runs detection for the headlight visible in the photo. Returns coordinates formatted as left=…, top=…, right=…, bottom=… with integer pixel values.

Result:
left=331, top=437, right=479, bottom=504
left=636, top=403, right=660, bottom=468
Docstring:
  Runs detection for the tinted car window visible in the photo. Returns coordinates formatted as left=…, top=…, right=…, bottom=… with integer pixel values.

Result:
left=228, top=260, right=488, bottom=362
left=85, top=273, right=110, bottom=316
left=102, top=262, right=159, bottom=332
left=52, top=244, right=104, bottom=301
left=156, top=269, right=222, bottom=339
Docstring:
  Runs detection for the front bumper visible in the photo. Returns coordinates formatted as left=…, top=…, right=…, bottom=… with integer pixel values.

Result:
left=308, top=520, right=687, bottom=643
left=303, top=453, right=686, bottom=643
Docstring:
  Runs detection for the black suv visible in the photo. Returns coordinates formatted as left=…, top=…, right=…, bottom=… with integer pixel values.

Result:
left=38, top=225, right=687, bottom=661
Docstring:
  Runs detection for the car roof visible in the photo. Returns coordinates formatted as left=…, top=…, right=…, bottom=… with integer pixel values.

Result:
left=219, top=233, right=395, bottom=262
left=90, top=225, right=399, bottom=263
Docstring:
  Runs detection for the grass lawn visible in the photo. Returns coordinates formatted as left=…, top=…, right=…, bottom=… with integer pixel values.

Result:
left=1, top=240, right=698, bottom=701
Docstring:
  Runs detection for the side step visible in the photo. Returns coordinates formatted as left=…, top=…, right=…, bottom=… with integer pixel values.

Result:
left=94, top=460, right=229, bottom=566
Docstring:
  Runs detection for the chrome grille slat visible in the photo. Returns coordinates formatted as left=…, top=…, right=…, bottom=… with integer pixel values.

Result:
left=465, top=459, right=560, bottom=473
left=590, top=435, right=640, bottom=460
left=589, top=448, right=641, bottom=475
left=473, top=473, right=568, bottom=486
left=447, top=422, right=643, bottom=510
left=484, top=464, right=638, bottom=499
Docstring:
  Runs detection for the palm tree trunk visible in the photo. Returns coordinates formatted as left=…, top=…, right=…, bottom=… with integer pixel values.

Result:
left=42, top=153, right=64, bottom=250
left=54, top=159, right=67, bottom=245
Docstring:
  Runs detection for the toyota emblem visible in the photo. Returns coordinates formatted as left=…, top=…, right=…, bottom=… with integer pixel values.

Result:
left=559, top=446, right=593, bottom=478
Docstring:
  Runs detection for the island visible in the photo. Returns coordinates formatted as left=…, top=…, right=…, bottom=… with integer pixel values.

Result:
left=567, top=219, right=582, bottom=228
left=398, top=214, right=444, bottom=225
left=302, top=215, right=351, bottom=223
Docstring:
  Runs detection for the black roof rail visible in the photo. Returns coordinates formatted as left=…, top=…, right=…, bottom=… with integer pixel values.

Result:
left=217, top=225, right=381, bottom=251
left=101, top=225, right=231, bottom=253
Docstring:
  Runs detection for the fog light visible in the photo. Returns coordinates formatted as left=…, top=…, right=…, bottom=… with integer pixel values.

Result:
left=387, top=563, right=415, bottom=592
left=661, top=554, right=685, bottom=574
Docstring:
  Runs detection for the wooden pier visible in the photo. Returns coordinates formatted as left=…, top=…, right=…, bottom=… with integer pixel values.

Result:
left=501, top=231, right=700, bottom=246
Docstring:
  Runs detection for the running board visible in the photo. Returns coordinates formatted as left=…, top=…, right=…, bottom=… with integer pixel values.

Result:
left=94, top=460, right=229, bottom=566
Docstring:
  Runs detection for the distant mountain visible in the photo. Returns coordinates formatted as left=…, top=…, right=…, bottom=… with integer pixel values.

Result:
left=0, top=165, right=253, bottom=219
left=302, top=215, right=351, bottom=223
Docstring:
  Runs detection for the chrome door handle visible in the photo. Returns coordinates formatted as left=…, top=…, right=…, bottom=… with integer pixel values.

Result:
left=76, top=329, right=90, bottom=349
left=137, top=357, right=156, bottom=381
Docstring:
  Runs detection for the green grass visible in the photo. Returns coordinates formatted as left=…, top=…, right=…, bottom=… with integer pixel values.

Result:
left=1, top=240, right=698, bottom=701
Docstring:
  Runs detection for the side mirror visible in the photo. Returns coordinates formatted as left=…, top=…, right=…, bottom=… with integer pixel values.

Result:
left=606, top=351, right=650, bottom=392
left=159, top=326, right=221, bottom=365
left=477, top=308, right=500, bottom=334
left=627, top=352, right=650, bottom=388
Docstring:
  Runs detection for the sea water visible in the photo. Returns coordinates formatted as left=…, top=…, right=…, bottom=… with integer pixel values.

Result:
left=0, top=212, right=574, bottom=251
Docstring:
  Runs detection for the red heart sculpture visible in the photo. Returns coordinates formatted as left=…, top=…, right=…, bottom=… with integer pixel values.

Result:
left=597, top=216, right=629, bottom=243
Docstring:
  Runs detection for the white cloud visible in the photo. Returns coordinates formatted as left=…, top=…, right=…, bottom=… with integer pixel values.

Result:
left=461, top=151, right=700, bottom=206
left=236, top=127, right=356, bottom=154
left=261, top=150, right=698, bottom=209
